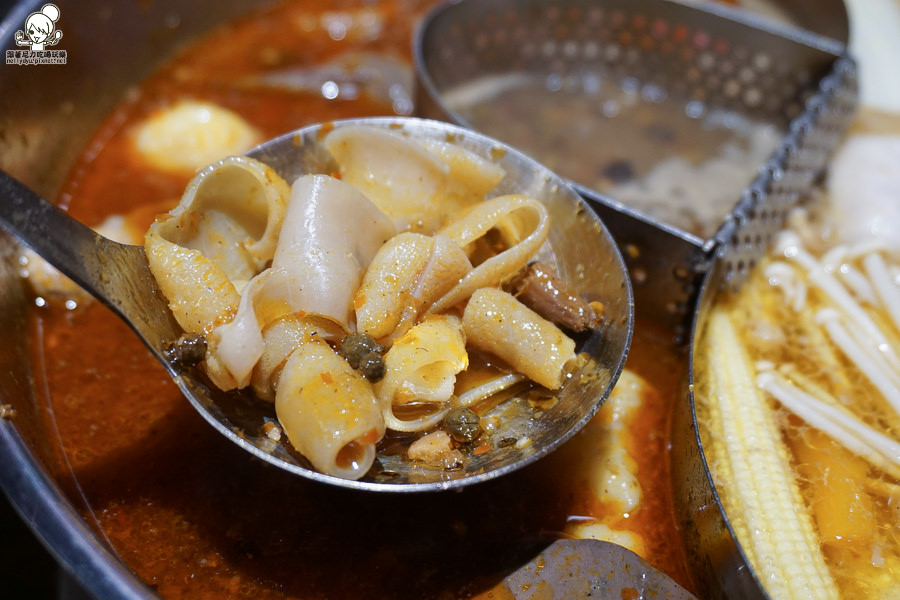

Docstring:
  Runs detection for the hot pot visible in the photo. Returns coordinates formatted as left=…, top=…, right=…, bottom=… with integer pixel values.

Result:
left=411, top=0, right=857, bottom=596
left=0, top=0, right=857, bottom=598
left=0, top=1, right=648, bottom=597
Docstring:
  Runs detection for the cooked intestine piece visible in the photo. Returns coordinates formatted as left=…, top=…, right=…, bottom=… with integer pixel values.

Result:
left=409, top=234, right=473, bottom=318
left=428, top=195, right=550, bottom=314
left=561, top=369, right=647, bottom=556
left=414, top=137, right=505, bottom=196
left=355, top=232, right=432, bottom=339
left=251, top=317, right=315, bottom=402
left=462, top=287, right=576, bottom=390
left=323, top=125, right=504, bottom=233
left=145, top=236, right=241, bottom=336
left=251, top=315, right=342, bottom=402
left=275, top=335, right=385, bottom=480
left=206, top=174, right=395, bottom=389
left=270, top=174, right=396, bottom=326
left=156, top=155, right=288, bottom=280
left=132, top=100, right=262, bottom=174
left=144, top=156, right=289, bottom=335
left=374, top=314, right=468, bottom=432
left=355, top=232, right=471, bottom=341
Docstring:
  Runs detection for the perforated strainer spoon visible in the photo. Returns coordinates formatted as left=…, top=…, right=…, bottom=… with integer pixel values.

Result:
left=0, top=117, right=632, bottom=492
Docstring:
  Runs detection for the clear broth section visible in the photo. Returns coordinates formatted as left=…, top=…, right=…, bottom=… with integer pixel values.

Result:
left=447, top=73, right=781, bottom=238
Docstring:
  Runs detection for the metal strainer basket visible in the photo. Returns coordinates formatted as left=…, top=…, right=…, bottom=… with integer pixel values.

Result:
left=415, top=0, right=857, bottom=341
left=414, top=1, right=858, bottom=598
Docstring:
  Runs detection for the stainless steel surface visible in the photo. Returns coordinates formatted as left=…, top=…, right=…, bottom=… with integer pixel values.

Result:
left=0, top=172, right=180, bottom=351
left=707, top=51, right=857, bottom=290
left=688, top=0, right=850, bottom=43
left=491, top=538, right=699, bottom=599
left=574, top=185, right=710, bottom=343
left=0, top=0, right=856, bottom=596
left=414, top=0, right=857, bottom=597
left=0, top=116, right=634, bottom=492
left=414, top=0, right=856, bottom=342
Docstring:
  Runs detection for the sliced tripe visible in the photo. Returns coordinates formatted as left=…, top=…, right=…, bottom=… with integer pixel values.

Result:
left=206, top=174, right=394, bottom=389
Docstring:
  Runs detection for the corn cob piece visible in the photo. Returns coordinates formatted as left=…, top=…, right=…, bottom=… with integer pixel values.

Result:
left=699, top=307, right=840, bottom=600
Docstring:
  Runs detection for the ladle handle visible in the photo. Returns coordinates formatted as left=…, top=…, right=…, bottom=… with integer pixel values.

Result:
left=0, top=169, right=179, bottom=350
left=0, top=170, right=126, bottom=291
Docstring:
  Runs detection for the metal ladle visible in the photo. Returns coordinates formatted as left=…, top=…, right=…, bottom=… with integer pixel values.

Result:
left=0, top=117, right=632, bottom=492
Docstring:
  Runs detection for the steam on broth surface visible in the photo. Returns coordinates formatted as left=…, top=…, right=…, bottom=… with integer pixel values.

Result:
left=21, top=0, right=693, bottom=596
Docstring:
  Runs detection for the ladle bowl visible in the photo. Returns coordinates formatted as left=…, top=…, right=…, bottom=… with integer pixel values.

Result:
left=0, top=116, right=633, bottom=492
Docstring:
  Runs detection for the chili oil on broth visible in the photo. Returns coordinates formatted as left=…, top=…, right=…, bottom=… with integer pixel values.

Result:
left=28, top=0, right=693, bottom=596
left=33, top=309, right=693, bottom=597
left=57, top=0, right=428, bottom=224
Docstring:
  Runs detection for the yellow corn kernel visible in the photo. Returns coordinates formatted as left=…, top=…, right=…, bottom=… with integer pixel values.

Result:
left=699, top=307, right=840, bottom=600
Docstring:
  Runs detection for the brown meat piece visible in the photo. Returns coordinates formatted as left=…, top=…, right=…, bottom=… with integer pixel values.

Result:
left=511, top=262, right=603, bottom=332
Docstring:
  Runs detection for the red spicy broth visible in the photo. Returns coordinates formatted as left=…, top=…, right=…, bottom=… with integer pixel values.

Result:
left=29, top=0, right=695, bottom=596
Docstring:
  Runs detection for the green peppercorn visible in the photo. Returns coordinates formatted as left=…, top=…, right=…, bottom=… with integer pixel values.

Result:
left=357, top=351, right=386, bottom=382
left=339, top=333, right=384, bottom=369
left=443, top=407, right=482, bottom=443
left=163, top=333, right=207, bottom=367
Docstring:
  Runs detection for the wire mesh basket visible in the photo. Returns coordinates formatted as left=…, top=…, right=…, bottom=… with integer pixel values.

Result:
left=415, top=0, right=857, bottom=341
